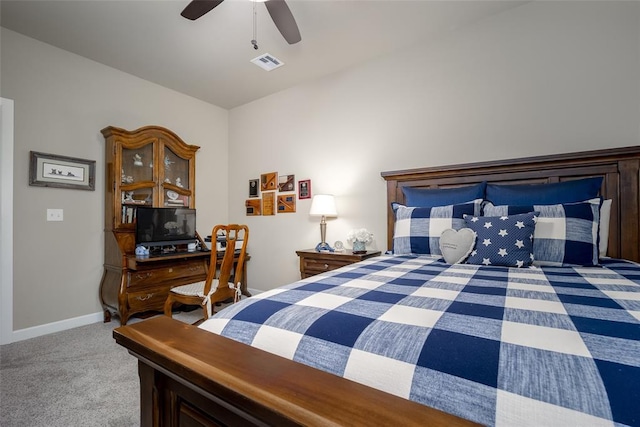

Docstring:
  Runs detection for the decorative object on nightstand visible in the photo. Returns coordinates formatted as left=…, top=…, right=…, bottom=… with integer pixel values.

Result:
left=347, top=228, right=373, bottom=254
left=309, top=194, right=338, bottom=252
left=296, top=249, right=381, bottom=279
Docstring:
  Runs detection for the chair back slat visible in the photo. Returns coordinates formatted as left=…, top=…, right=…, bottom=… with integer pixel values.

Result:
left=203, top=224, right=249, bottom=298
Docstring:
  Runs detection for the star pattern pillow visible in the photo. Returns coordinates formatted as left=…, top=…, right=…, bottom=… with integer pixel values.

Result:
left=483, top=198, right=601, bottom=266
left=463, top=212, right=538, bottom=268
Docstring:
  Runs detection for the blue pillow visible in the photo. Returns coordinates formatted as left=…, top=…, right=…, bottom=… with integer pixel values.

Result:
left=392, top=200, right=482, bottom=255
left=464, top=212, right=537, bottom=268
left=402, top=182, right=486, bottom=208
left=485, top=177, right=602, bottom=205
left=483, top=198, right=600, bottom=266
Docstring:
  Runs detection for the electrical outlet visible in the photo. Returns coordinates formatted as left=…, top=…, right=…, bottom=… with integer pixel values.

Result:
left=47, top=209, right=63, bottom=222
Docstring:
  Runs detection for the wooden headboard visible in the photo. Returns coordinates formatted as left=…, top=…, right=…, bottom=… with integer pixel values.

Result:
left=382, top=146, right=640, bottom=263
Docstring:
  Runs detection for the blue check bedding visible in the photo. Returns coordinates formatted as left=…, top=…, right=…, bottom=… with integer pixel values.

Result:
left=200, top=254, right=640, bottom=426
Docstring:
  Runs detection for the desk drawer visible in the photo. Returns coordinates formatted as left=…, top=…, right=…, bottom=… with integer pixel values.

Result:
left=127, top=288, right=168, bottom=312
left=127, top=261, right=206, bottom=288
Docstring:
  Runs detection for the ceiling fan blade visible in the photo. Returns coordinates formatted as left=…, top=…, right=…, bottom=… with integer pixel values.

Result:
left=181, top=0, right=224, bottom=21
left=264, top=0, right=301, bottom=45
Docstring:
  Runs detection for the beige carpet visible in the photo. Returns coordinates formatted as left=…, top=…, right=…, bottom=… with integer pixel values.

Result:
left=0, top=309, right=203, bottom=427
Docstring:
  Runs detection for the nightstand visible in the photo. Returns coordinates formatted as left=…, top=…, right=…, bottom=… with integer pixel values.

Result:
left=296, top=249, right=382, bottom=279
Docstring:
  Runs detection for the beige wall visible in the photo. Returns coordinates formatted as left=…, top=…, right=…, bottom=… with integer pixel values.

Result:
left=228, top=1, right=640, bottom=290
left=1, top=28, right=228, bottom=331
left=1, top=1, right=639, bottom=334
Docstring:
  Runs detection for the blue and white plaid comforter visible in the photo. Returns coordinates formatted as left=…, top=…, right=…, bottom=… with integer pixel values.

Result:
left=200, top=254, right=640, bottom=426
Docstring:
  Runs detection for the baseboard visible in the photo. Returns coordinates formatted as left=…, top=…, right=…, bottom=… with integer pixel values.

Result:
left=9, top=311, right=104, bottom=343
left=246, top=287, right=262, bottom=297
left=7, top=288, right=263, bottom=344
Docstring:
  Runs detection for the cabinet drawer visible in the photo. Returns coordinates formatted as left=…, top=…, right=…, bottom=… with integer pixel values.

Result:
left=127, top=289, right=168, bottom=311
left=128, top=261, right=206, bottom=288
left=302, top=257, right=350, bottom=274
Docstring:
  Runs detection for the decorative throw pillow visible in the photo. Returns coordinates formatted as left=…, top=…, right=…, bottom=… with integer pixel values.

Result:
left=485, top=177, right=602, bottom=205
left=463, top=212, right=537, bottom=268
left=439, top=228, right=476, bottom=264
left=402, top=182, right=486, bottom=208
left=392, top=200, right=482, bottom=255
left=599, top=199, right=612, bottom=257
left=483, top=198, right=600, bottom=266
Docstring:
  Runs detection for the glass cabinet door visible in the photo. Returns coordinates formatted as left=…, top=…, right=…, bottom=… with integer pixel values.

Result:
left=119, top=144, right=155, bottom=224
left=162, top=147, right=191, bottom=207
left=122, top=144, right=153, bottom=184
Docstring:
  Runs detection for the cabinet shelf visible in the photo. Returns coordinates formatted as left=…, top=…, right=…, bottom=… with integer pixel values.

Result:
left=163, top=184, right=191, bottom=195
left=120, top=181, right=155, bottom=191
left=122, top=201, right=150, bottom=206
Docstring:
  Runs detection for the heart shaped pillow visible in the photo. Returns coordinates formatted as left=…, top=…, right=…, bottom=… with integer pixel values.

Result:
left=439, top=228, right=476, bottom=264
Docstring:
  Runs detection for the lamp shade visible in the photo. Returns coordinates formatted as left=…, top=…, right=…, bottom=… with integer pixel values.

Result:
left=309, top=194, right=337, bottom=217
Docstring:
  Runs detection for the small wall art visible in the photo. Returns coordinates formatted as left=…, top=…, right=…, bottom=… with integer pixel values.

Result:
left=245, top=199, right=261, bottom=216
left=261, top=172, right=277, bottom=191
left=249, top=179, right=259, bottom=198
left=298, top=179, right=311, bottom=199
left=262, top=191, right=275, bottom=215
left=29, top=151, right=96, bottom=191
left=278, top=174, right=295, bottom=192
left=277, top=194, right=296, bottom=213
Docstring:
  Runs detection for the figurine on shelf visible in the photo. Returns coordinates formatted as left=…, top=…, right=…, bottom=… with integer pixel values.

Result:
left=135, top=245, right=149, bottom=258
left=164, top=178, right=171, bottom=184
left=164, top=155, right=174, bottom=170
left=133, top=153, right=143, bottom=166
left=121, top=169, right=126, bottom=183
left=124, top=191, right=134, bottom=202
left=175, top=177, right=183, bottom=188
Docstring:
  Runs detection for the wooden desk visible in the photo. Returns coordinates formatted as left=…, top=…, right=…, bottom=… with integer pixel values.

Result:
left=101, top=249, right=249, bottom=325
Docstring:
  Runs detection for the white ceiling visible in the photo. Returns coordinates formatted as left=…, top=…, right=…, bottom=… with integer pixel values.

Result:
left=1, top=0, right=527, bottom=109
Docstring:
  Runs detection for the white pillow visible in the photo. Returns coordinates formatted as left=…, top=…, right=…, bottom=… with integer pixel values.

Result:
left=599, top=199, right=611, bottom=258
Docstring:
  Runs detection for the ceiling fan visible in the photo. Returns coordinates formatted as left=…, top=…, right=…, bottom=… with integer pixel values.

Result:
left=181, top=0, right=302, bottom=45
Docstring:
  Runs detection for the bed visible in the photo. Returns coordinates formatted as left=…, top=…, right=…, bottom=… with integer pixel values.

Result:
left=114, top=145, right=640, bottom=426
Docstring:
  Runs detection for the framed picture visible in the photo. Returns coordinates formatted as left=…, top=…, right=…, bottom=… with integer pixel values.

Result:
left=277, top=194, right=296, bottom=213
left=278, top=174, right=295, bottom=192
left=298, top=179, right=311, bottom=199
left=245, top=199, right=261, bottom=216
left=262, top=191, right=275, bottom=215
left=249, top=179, right=259, bottom=198
left=260, top=172, right=277, bottom=191
left=29, top=151, right=96, bottom=191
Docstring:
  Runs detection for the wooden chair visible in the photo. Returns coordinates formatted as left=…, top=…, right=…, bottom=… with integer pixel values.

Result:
left=164, top=224, right=249, bottom=321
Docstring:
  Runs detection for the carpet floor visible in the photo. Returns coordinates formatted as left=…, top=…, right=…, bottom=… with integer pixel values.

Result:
left=0, top=310, right=203, bottom=427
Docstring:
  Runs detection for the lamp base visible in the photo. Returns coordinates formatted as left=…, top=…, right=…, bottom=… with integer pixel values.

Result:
left=315, top=242, right=334, bottom=252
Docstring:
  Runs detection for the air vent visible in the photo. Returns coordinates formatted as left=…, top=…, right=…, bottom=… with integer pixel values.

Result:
left=250, top=53, right=284, bottom=71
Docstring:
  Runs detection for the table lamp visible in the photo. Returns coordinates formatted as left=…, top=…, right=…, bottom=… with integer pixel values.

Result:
left=309, top=194, right=337, bottom=252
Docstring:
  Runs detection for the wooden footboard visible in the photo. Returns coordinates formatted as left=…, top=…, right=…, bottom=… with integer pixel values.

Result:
left=114, top=316, right=477, bottom=426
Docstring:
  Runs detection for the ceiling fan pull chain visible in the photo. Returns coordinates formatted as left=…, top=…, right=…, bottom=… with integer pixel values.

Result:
left=251, top=1, right=258, bottom=50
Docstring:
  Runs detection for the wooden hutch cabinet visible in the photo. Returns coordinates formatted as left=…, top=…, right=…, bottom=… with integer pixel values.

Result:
left=99, top=125, right=208, bottom=325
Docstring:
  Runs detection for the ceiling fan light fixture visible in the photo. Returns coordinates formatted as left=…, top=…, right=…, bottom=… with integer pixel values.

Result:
left=251, top=53, right=284, bottom=71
